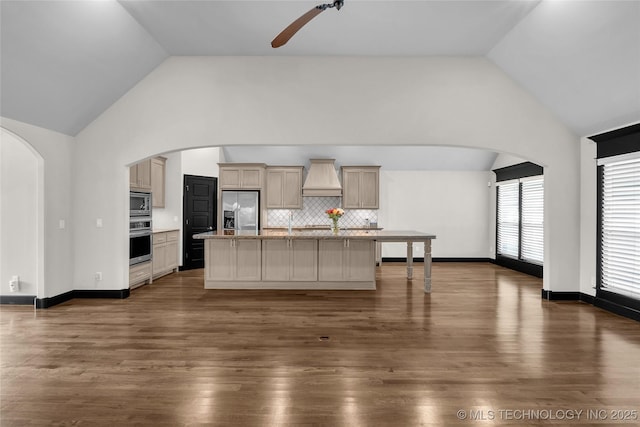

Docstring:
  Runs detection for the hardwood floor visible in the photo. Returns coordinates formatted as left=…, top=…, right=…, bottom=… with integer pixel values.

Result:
left=1, top=263, right=639, bottom=426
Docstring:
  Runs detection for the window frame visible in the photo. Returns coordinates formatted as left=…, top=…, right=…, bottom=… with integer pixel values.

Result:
left=590, top=123, right=640, bottom=320
left=493, top=162, right=544, bottom=278
left=596, top=154, right=640, bottom=313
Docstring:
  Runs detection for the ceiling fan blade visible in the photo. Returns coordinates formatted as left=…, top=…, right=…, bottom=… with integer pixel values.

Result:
left=271, top=6, right=325, bottom=48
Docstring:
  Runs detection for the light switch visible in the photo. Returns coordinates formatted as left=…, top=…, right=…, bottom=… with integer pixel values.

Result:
left=59, top=219, right=65, bottom=229
left=96, top=218, right=103, bottom=228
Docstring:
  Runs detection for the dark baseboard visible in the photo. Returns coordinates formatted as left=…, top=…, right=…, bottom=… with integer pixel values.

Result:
left=593, top=297, right=640, bottom=322
left=35, top=289, right=130, bottom=309
left=35, top=290, right=75, bottom=309
left=74, top=289, right=130, bottom=299
left=0, top=295, right=36, bottom=305
left=579, top=293, right=596, bottom=304
left=541, top=290, right=638, bottom=322
left=382, top=257, right=491, bottom=263
left=493, top=256, right=543, bottom=278
left=541, top=290, right=581, bottom=300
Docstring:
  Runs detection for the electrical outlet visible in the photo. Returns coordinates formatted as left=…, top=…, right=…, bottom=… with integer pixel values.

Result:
left=95, top=272, right=102, bottom=281
left=96, top=218, right=103, bottom=228
left=9, top=276, right=20, bottom=292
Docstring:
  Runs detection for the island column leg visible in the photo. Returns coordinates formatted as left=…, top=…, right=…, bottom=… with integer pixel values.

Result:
left=407, top=242, right=413, bottom=279
left=424, top=239, right=432, bottom=293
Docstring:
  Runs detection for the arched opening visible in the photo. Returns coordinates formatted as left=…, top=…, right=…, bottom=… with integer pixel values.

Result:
left=125, top=144, right=543, bottom=293
left=1, top=127, right=45, bottom=300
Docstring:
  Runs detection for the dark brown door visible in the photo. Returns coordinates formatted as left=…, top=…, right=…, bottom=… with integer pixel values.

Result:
left=183, top=175, right=217, bottom=270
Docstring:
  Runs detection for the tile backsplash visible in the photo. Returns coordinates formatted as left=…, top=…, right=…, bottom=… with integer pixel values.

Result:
left=267, top=197, right=378, bottom=228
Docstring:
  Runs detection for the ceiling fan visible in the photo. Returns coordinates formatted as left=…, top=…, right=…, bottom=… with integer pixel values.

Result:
left=271, top=0, right=345, bottom=48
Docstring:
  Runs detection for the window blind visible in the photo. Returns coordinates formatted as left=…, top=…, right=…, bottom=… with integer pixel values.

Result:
left=521, top=177, right=544, bottom=264
left=497, top=181, right=519, bottom=258
left=601, top=156, right=640, bottom=300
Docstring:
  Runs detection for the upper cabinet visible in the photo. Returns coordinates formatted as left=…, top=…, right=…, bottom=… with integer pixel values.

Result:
left=341, top=166, right=380, bottom=209
left=130, top=159, right=152, bottom=191
left=219, top=164, right=265, bottom=190
left=130, top=157, right=167, bottom=208
left=265, top=166, right=303, bottom=209
left=151, top=156, right=166, bottom=208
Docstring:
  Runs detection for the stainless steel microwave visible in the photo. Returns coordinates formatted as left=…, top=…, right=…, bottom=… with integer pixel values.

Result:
left=130, top=191, right=151, bottom=216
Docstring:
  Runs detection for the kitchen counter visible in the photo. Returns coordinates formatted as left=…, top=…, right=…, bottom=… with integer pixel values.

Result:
left=153, top=228, right=180, bottom=233
left=194, top=229, right=433, bottom=240
left=194, top=230, right=436, bottom=292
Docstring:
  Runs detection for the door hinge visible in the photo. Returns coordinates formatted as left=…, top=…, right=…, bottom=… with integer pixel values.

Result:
left=186, top=219, right=189, bottom=225
left=185, top=253, right=189, bottom=259
left=186, top=185, right=189, bottom=191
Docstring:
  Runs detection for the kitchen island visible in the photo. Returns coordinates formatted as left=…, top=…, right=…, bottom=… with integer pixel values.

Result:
left=194, top=230, right=436, bottom=292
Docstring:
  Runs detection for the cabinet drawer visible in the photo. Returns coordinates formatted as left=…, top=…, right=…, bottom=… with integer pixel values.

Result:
left=166, top=231, right=179, bottom=242
left=129, top=261, right=151, bottom=284
left=153, top=232, right=167, bottom=244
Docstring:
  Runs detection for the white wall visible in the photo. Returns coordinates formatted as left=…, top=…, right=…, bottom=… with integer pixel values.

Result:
left=379, top=170, right=492, bottom=258
left=1, top=118, right=75, bottom=298
left=72, top=56, right=579, bottom=294
left=182, top=147, right=222, bottom=177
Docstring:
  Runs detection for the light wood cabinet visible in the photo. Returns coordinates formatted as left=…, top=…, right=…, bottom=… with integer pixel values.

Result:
left=129, top=261, right=152, bottom=289
left=219, top=164, right=265, bottom=190
left=151, top=157, right=166, bottom=208
left=318, top=239, right=375, bottom=282
left=341, top=166, right=380, bottom=209
left=205, top=239, right=261, bottom=282
left=262, top=239, right=317, bottom=281
left=152, top=230, right=179, bottom=279
left=130, top=159, right=152, bottom=191
left=265, top=166, right=303, bottom=209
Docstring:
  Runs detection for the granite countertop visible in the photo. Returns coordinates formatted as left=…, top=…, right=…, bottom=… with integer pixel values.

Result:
left=153, top=228, right=180, bottom=233
left=263, top=226, right=384, bottom=231
left=193, top=229, right=435, bottom=241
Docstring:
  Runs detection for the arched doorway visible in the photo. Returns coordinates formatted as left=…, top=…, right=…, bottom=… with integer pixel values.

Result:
left=0, top=127, right=44, bottom=301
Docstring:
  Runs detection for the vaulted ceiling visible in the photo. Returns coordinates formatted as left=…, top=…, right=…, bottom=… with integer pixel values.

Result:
left=1, top=0, right=639, bottom=138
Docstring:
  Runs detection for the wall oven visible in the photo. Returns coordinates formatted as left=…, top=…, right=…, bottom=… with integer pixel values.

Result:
left=129, top=216, right=152, bottom=265
left=130, top=191, right=151, bottom=216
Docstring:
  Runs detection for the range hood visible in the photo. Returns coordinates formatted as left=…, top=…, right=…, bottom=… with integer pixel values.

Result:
left=302, top=159, right=342, bottom=197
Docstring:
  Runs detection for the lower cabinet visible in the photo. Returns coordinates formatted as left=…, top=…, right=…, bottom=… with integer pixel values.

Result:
left=318, top=240, right=376, bottom=282
left=153, top=230, right=179, bottom=279
left=129, top=261, right=152, bottom=289
left=262, top=239, right=317, bottom=281
left=203, top=237, right=375, bottom=289
left=205, top=239, right=261, bottom=282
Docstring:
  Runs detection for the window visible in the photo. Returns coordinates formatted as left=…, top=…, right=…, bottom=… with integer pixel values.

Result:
left=599, top=154, right=640, bottom=301
left=521, top=177, right=544, bottom=264
left=497, top=181, right=519, bottom=258
left=591, top=122, right=640, bottom=320
left=493, top=162, right=544, bottom=277
left=496, top=177, right=544, bottom=264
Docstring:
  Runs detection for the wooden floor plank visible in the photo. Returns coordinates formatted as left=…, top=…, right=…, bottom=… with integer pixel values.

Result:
left=2, top=263, right=639, bottom=426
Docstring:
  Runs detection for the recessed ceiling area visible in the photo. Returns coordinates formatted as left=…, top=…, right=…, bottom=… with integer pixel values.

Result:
left=0, top=0, right=638, bottom=137
left=221, top=145, right=500, bottom=171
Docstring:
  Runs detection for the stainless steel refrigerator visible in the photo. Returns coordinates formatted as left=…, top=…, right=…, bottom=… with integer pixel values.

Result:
left=221, top=191, right=260, bottom=234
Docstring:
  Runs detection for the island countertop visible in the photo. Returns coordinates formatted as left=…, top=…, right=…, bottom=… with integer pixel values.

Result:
left=193, top=229, right=436, bottom=241
left=196, top=229, right=436, bottom=293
